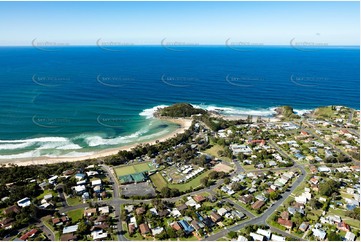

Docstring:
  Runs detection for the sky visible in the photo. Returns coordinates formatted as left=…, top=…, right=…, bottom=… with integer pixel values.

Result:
left=0, top=1, right=359, bottom=46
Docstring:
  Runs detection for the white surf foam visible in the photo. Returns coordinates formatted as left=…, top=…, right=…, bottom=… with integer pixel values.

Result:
left=84, top=127, right=150, bottom=147
left=139, top=105, right=168, bottom=119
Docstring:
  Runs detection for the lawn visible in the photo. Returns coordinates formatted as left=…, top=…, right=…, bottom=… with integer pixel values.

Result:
left=66, top=196, right=83, bottom=206
left=204, top=144, right=232, bottom=162
left=150, top=172, right=168, bottom=190
left=327, top=208, right=360, bottom=228
left=114, top=162, right=155, bottom=177
left=36, top=189, right=57, bottom=200
left=150, top=170, right=211, bottom=192
left=67, top=209, right=83, bottom=222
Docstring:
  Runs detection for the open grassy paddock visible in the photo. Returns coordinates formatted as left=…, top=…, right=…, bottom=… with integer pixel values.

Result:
left=150, top=170, right=211, bottom=192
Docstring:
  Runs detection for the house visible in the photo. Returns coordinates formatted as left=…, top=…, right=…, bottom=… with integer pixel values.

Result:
left=3, top=205, right=21, bottom=215
left=136, top=207, right=146, bottom=215
left=345, top=231, right=356, bottom=241
left=152, top=227, right=164, bottom=236
left=312, top=228, right=326, bottom=240
left=91, top=179, right=102, bottom=187
left=75, top=173, right=86, bottom=180
left=139, top=223, right=150, bottom=235
left=318, top=166, right=331, bottom=172
left=171, top=222, right=182, bottom=231
left=278, top=218, right=293, bottom=229
left=48, top=175, right=58, bottom=184
left=20, top=229, right=38, bottom=240
left=210, top=211, right=222, bottom=222
left=191, top=220, right=201, bottom=231
left=337, top=222, right=350, bottom=232
left=239, top=195, right=253, bottom=204
left=193, top=195, right=206, bottom=203
left=251, top=200, right=265, bottom=210
left=63, top=225, right=79, bottom=234
left=60, top=233, right=77, bottom=241
left=0, top=218, right=14, bottom=229
left=256, top=229, right=271, bottom=240
left=250, top=232, right=264, bottom=241
left=271, top=234, right=286, bottom=241
left=217, top=208, right=228, bottom=216
left=171, top=208, right=181, bottom=217
left=149, top=208, right=158, bottom=215
left=52, top=216, right=68, bottom=226
left=178, top=220, right=194, bottom=234
left=98, top=206, right=110, bottom=215
left=299, top=222, right=309, bottom=232
left=237, top=235, right=248, bottom=241
left=128, top=223, right=136, bottom=235
left=74, top=185, right=86, bottom=195
left=280, top=211, right=289, bottom=220
left=91, top=229, right=108, bottom=240
left=84, top=208, right=97, bottom=217
left=177, top=204, right=188, bottom=212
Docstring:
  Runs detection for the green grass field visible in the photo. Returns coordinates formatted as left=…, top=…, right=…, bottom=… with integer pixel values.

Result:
left=66, top=196, right=83, bottom=206
left=36, top=189, right=57, bottom=200
left=150, top=170, right=211, bottom=192
left=204, top=144, right=232, bottom=162
left=114, top=162, right=155, bottom=177
left=67, top=209, right=83, bottom=222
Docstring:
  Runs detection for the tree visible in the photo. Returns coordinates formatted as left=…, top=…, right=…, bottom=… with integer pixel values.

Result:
left=346, top=208, right=360, bottom=220
left=77, top=220, right=89, bottom=236
left=228, top=231, right=238, bottom=239
left=328, top=232, right=342, bottom=241
left=231, top=183, right=242, bottom=192
left=166, top=227, right=177, bottom=238
left=224, top=178, right=231, bottom=184
left=309, top=198, right=321, bottom=209
left=319, top=180, right=339, bottom=196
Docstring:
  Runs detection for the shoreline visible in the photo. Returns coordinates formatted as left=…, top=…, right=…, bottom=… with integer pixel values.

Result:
left=0, top=112, right=279, bottom=167
left=1, top=118, right=193, bottom=167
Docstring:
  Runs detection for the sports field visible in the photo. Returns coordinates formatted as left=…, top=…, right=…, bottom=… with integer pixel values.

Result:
left=114, top=162, right=154, bottom=177
left=150, top=170, right=211, bottom=192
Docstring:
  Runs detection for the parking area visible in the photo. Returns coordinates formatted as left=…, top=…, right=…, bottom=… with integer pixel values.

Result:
left=120, top=182, right=156, bottom=198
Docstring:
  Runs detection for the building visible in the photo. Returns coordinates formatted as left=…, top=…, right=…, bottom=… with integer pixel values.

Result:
left=210, top=211, right=221, bottom=222
left=249, top=232, right=264, bottom=241
left=251, top=200, right=265, bottom=210
left=256, top=229, right=271, bottom=240
left=17, top=197, right=31, bottom=207
left=91, top=229, right=108, bottom=240
left=271, top=234, right=286, bottom=241
left=299, top=222, right=309, bottom=232
left=84, top=208, right=97, bottom=217
left=20, top=229, right=38, bottom=240
left=345, top=231, right=356, bottom=241
left=3, top=205, right=20, bottom=215
left=278, top=218, right=293, bottom=229
left=312, top=228, right=326, bottom=240
left=63, top=225, right=79, bottom=234
left=139, top=223, right=150, bottom=235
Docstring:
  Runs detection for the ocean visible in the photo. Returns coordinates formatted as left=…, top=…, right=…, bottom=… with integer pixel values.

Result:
left=0, top=46, right=359, bottom=159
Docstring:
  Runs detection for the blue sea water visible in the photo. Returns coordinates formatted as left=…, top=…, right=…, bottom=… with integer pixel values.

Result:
left=0, top=46, right=359, bottom=159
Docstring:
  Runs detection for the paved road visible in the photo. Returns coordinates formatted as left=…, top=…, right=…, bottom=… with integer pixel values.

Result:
left=302, top=121, right=359, bottom=164
left=56, top=184, right=68, bottom=208
left=203, top=167, right=306, bottom=241
left=101, top=165, right=127, bottom=241
left=36, top=220, right=55, bottom=241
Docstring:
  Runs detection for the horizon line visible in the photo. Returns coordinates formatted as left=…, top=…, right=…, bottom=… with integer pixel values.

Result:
left=0, top=44, right=359, bottom=47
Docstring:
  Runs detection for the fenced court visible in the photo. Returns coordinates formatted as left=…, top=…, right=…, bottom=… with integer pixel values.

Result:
left=114, top=162, right=155, bottom=177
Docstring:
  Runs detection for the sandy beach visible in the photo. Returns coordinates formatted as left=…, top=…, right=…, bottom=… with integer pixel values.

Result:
left=2, top=118, right=193, bottom=167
